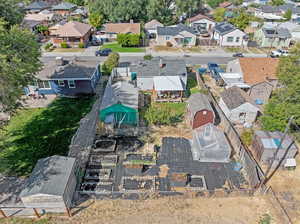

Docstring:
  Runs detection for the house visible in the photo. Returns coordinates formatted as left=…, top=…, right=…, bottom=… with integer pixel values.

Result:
left=187, top=93, right=215, bottom=129
left=243, top=0, right=269, bottom=7
left=213, top=22, right=248, bottom=47
left=219, top=72, right=251, bottom=89
left=219, top=86, right=260, bottom=124
left=186, top=14, right=215, bottom=34
left=252, top=131, right=298, bottom=166
left=129, top=58, right=188, bottom=100
left=23, top=12, right=57, bottom=26
left=226, top=58, right=279, bottom=86
left=100, top=72, right=139, bottom=127
left=254, top=27, right=292, bottom=48
left=100, top=21, right=141, bottom=40
left=264, top=22, right=300, bottom=42
left=191, top=123, right=231, bottom=162
left=219, top=1, right=234, bottom=9
left=25, top=1, right=50, bottom=13
left=51, top=21, right=92, bottom=47
left=52, top=2, right=77, bottom=16
left=255, top=4, right=300, bottom=21
left=24, top=57, right=101, bottom=97
left=20, top=156, right=77, bottom=213
left=156, top=24, right=197, bottom=47
left=144, top=19, right=164, bottom=38
left=248, top=81, right=274, bottom=105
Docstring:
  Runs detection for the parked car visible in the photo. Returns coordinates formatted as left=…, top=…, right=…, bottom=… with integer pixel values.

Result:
left=95, top=48, right=112, bottom=56
left=270, top=49, right=289, bottom=57
left=233, top=52, right=244, bottom=57
left=91, top=39, right=102, bottom=46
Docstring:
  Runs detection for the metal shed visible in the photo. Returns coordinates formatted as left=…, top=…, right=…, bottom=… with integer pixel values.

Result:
left=187, top=93, right=215, bottom=129
left=19, top=156, right=77, bottom=213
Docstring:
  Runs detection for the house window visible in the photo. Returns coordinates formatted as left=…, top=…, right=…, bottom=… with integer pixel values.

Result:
left=166, top=36, right=170, bottom=40
left=68, top=80, right=76, bottom=88
left=37, top=80, right=51, bottom=89
left=227, top=36, right=234, bottom=42
left=58, top=80, right=65, bottom=87
left=236, top=37, right=240, bottom=42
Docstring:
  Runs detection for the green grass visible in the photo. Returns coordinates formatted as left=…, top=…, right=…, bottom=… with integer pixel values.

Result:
left=101, top=42, right=145, bottom=53
left=52, top=48, right=85, bottom=52
left=0, top=97, right=94, bottom=176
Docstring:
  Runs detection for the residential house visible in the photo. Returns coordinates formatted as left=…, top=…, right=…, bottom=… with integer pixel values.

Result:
left=51, top=21, right=92, bottom=47
left=219, top=86, right=260, bottom=124
left=71, top=7, right=88, bottom=18
left=252, top=131, right=298, bottom=166
left=100, top=22, right=141, bottom=41
left=52, top=2, right=77, bottom=16
left=191, top=123, right=231, bottom=162
left=219, top=72, right=250, bottom=89
left=24, top=57, right=101, bottom=97
left=156, top=24, right=197, bottom=47
left=219, top=1, right=234, bottom=9
left=25, top=1, right=50, bottom=13
left=144, top=19, right=164, bottom=38
left=213, top=22, right=248, bottom=47
left=186, top=14, right=215, bottom=35
left=187, top=93, right=215, bottom=129
left=255, top=4, right=300, bottom=21
left=264, top=22, right=300, bottom=42
left=243, top=0, right=269, bottom=7
left=226, top=58, right=279, bottom=86
left=248, top=81, right=274, bottom=105
left=254, top=27, right=292, bottom=48
left=20, top=156, right=77, bottom=213
left=23, top=11, right=58, bottom=27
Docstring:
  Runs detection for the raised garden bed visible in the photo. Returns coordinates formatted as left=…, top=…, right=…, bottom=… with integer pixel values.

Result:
left=93, top=139, right=116, bottom=153
left=123, top=153, right=156, bottom=165
left=89, top=155, right=118, bottom=167
left=121, top=176, right=156, bottom=192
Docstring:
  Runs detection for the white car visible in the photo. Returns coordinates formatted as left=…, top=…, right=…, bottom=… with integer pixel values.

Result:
left=270, top=49, right=289, bottom=57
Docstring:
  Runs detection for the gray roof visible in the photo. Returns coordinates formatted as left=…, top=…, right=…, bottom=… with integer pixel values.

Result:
left=130, top=57, right=187, bottom=78
left=20, top=156, right=76, bottom=198
left=261, top=4, right=300, bottom=14
left=100, top=78, right=139, bottom=110
left=262, top=27, right=291, bottom=39
left=187, top=93, right=213, bottom=116
left=26, top=1, right=49, bottom=10
left=157, top=24, right=196, bottom=36
left=214, top=22, right=236, bottom=35
left=52, top=2, right=77, bottom=10
left=37, top=58, right=98, bottom=80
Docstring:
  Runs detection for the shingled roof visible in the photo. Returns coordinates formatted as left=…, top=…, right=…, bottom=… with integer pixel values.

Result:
left=187, top=14, right=214, bottom=23
left=187, top=93, right=213, bottom=116
left=104, top=23, right=140, bottom=34
left=52, top=1, right=77, bottom=10
left=55, top=21, right=91, bottom=37
left=157, top=24, right=196, bottom=36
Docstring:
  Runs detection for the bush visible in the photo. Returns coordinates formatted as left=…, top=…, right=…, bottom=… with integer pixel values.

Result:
left=117, top=33, right=140, bottom=47
left=60, top=41, right=68, bottom=48
left=259, top=214, right=271, bottom=224
left=44, top=42, right=53, bottom=51
left=166, top=41, right=173, bottom=47
left=78, top=42, right=85, bottom=48
left=241, top=129, right=254, bottom=146
left=102, top=52, right=120, bottom=75
left=144, top=54, right=153, bottom=60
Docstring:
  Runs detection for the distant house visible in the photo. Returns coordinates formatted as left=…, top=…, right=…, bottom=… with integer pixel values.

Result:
left=248, top=81, right=274, bottom=106
left=187, top=93, right=215, bottom=129
left=144, top=19, right=164, bottom=38
left=219, top=86, right=260, bottom=124
left=255, top=4, right=300, bottom=21
left=101, top=21, right=141, bottom=40
left=252, top=131, right=298, bottom=166
left=51, top=21, right=92, bottom=47
left=254, top=27, right=292, bottom=48
left=25, top=1, right=50, bottom=13
left=213, top=22, right=248, bottom=47
left=23, top=11, right=58, bottom=27
left=24, top=57, right=101, bottom=97
left=52, top=2, right=77, bottom=16
left=226, top=58, right=279, bottom=86
left=191, top=123, right=231, bottom=162
left=243, top=0, right=269, bottom=7
left=262, top=22, right=300, bottom=42
left=186, top=14, right=215, bottom=34
left=156, top=24, right=197, bottom=47
left=20, top=156, right=77, bottom=213
left=219, top=1, right=234, bottom=9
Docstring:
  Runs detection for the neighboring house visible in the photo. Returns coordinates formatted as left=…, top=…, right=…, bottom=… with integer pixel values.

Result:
left=144, top=19, right=164, bottom=38
left=25, top=1, right=50, bottom=13
left=191, top=123, right=231, bottom=162
left=248, top=81, right=274, bottom=106
left=219, top=86, right=260, bottom=124
left=52, top=2, right=77, bottom=16
left=71, top=7, right=88, bottom=18
left=255, top=4, right=300, bottom=21
left=156, top=24, right=197, bottom=47
left=254, top=27, right=292, bottom=48
left=226, top=58, right=279, bottom=86
left=23, top=12, right=57, bottom=26
left=219, top=72, right=251, bottom=89
left=264, top=22, right=300, bottom=42
left=186, top=14, right=215, bottom=34
left=24, top=57, right=101, bottom=97
left=187, top=93, right=215, bottom=129
left=243, top=0, right=269, bottom=7
left=20, top=156, right=77, bottom=213
left=219, top=1, right=234, bottom=9
left=51, top=21, right=92, bottom=47
left=100, top=21, right=141, bottom=40
left=213, top=22, right=248, bottom=47
left=252, top=131, right=298, bottom=166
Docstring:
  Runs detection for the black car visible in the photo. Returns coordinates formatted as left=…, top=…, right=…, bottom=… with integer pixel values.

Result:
left=95, top=48, right=112, bottom=56
left=232, top=52, right=244, bottom=57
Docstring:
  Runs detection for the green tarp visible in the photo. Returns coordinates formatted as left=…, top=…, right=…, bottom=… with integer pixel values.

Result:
left=99, top=103, right=138, bottom=125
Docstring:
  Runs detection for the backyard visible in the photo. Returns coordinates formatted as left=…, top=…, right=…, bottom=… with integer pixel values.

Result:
left=0, top=97, right=94, bottom=176
left=101, top=42, right=145, bottom=53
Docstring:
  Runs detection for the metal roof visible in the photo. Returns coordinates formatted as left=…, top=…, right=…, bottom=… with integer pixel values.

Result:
left=157, top=24, right=196, bottom=36
left=187, top=93, right=213, bottom=116
left=153, top=76, right=184, bottom=91
left=20, top=156, right=76, bottom=198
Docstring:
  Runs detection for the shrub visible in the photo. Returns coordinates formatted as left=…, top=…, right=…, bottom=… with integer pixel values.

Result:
left=102, top=52, right=120, bottom=75
left=144, top=54, right=153, bottom=60
left=117, top=33, right=140, bottom=47
left=241, top=129, right=254, bottom=146
left=60, top=41, right=68, bottom=48
left=259, top=214, right=271, bottom=224
left=44, top=42, right=53, bottom=51
left=78, top=42, right=85, bottom=48
left=166, top=41, right=173, bottom=47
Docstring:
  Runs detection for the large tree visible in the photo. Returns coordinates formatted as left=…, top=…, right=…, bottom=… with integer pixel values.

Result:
left=146, top=0, right=174, bottom=25
left=229, top=11, right=251, bottom=30
left=175, top=0, right=202, bottom=18
left=0, top=0, right=24, bottom=27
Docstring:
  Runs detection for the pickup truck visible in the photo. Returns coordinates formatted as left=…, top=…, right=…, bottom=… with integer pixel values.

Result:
left=270, top=49, right=289, bottom=57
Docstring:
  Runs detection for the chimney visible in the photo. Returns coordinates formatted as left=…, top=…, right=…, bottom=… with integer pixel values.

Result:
left=130, top=19, right=133, bottom=24
left=55, top=56, right=64, bottom=66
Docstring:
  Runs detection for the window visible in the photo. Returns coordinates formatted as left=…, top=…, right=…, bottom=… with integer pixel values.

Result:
left=227, top=36, right=234, bottom=42
left=166, top=36, right=170, bottom=40
left=236, top=37, right=240, bottom=42
left=37, top=80, right=51, bottom=89
left=68, top=80, right=76, bottom=88
left=58, top=80, right=65, bottom=87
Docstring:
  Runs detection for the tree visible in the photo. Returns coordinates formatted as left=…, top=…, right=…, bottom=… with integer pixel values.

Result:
left=146, top=0, right=174, bottom=25
left=175, top=0, right=202, bottom=18
left=229, top=11, right=251, bottom=30
left=0, top=0, right=24, bottom=27
left=283, top=9, right=292, bottom=21
left=117, top=33, right=140, bottom=47
left=102, top=52, right=120, bottom=75
left=207, top=0, right=224, bottom=8
left=0, top=22, right=41, bottom=112
left=270, top=0, right=284, bottom=6
left=66, top=0, right=85, bottom=6
left=213, top=8, right=226, bottom=22
left=88, top=12, right=103, bottom=29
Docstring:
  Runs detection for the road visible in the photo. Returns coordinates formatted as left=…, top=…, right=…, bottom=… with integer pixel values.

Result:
left=42, top=55, right=235, bottom=65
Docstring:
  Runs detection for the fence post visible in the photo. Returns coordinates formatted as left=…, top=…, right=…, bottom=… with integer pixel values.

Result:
left=0, top=208, right=7, bottom=218
left=66, top=207, right=72, bottom=217
left=33, top=208, right=41, bottom=218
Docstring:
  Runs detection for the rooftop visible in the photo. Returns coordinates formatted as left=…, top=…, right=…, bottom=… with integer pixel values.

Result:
left=52, top=1, right=77, bottom=10
left=187, top=14, right=214, bottom=23
left=55, top=21, right=92, bottom=37
left=187, top=93, right=213, bottom=116
left=153, top=76, right=184, bottom=91
left=262, top=27, right=291, bottom=39
left=103, top=22, right=141, bottom=34
left=145, top=19, right=164, bottom=29
left=157, top=24, right=196, bottom=36
left=214, top=22, right=238, bottom=36
left=25, top=1, right=50, bottom=10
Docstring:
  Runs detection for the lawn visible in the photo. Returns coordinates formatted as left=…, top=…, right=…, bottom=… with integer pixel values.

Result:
left=101, top=42, right=145, bottom=53
left=0, top=97, right=94, bottom=176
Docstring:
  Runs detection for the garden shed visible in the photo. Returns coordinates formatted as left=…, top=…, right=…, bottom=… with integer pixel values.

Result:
left=19, top=156, right=77, bottom=213
left=187, top=93, right=215, bottom=129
